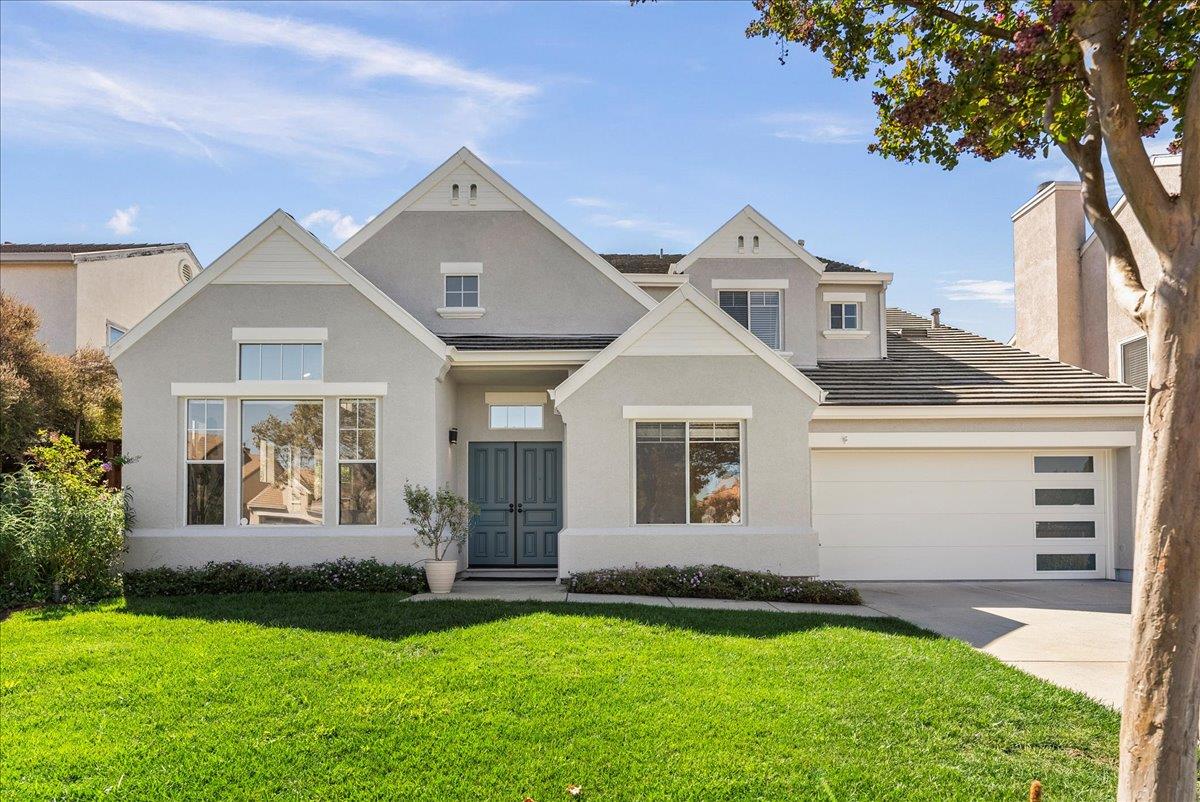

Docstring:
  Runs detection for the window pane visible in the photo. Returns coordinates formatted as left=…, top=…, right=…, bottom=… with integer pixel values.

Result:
left=107, top=325, right=125, bottom=346
left=635, top=423, right=686, bottom=524
left=339, top=463, right=377, bottom=525
left=187, top=399, right=208, bottom=431
left=1121, top=336, right=1148, bottom=388
left=490, top=406, right=507, bottom=428
left=1036, top=553, right=1097, bottom=571
left=830, top=304, right=844, bottom=329
left=302, top=344, right=323, bottom=380
left=260, top=344, right=282, bottom=381
left=1034, top=456, right=1094, bottom=473
left=241, top=400, right=323, bottom=525
left=1036, top=521, right=1096, bottom=539
left=240, top=344, right=261, bottom=380
left=1035, top=488, right=1095, bottom=506
left=689, top=423, right=741, bottom=524
left=281, top=344, right=303, bottom=380
left=462, top=275, right=478, bottom=292
left=205, top=400, right=223, bottom=430
left=462, top=291, right=479, bottom=307
left=748, top=292, right=780, bottom=348
left=187, top=464, right=224, bottom=525
left=339, top=428, right=360, bottom=461
left=526, top=405, right=544, bottom=428
left=719, top=291, right=749, bottom=328
left=446, top=275, right=463, bottom=292
left=339, top=399, right=358, bottom=429
left=844, top=304, right=858, bottom=329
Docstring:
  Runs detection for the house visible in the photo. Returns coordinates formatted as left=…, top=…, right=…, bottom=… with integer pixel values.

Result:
left=109, top=148, right=1145, bottom=583
left=1010, top=152, right=1182, bottom=388
left=0, top=242, right=200, bottom=353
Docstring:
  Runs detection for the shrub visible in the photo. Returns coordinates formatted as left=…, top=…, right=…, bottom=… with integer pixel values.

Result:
left=567, top=564, right=861, bottom=605
left=124, top=558, right=427, bottom=597
left=0, top=433, right=128, bottom=606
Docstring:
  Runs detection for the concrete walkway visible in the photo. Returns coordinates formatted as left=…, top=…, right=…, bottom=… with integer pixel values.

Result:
left=407, top=580, right=886, bottom=617
left=856, top=580, right=1131, bottom=708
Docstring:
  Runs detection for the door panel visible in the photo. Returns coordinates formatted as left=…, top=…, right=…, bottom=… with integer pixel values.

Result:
left=468, top=443, right=515, bottom=566
left=467, top=442, right=562, bottom=567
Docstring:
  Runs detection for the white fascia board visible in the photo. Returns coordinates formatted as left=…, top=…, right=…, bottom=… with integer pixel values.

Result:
left=671, top=205, right=824, bottom=275
left=172, top=381, right=388, bottom=397
left=712, top=278, right=789, bottom=290
left=552, top=284, right=825, bottom=406
left=1011, top=181, right=1083, bottom=222
left=447, top=348, right=600, bottom=366
left=810, top=431, right=1137, bottom=448
left=819, top=272, right=893, bottom=285
left=440, top=262, right=483, bottom=274
left=335, top=147, right=655, bottom=310
left=108, top=210, right=449, bottom=364
left=0, top=252, right=75, bottom=263
left=623, top=405, right=752, bottom=420
left=812, top=404, right=1145, bottom=419
left=232, top=327, right=328, bottom=342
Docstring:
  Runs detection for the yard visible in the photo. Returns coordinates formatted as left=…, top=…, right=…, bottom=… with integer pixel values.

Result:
left=2, top=593, right=1120, bottom=801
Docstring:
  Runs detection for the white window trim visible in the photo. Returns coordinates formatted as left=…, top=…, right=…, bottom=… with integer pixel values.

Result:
left=487, top=403, right=546, bottom=430
left=711, top=279, right=789, bottom=290
left=238, top=398, right=326, bottom=528
left=631, top=420, right=746, bottom=527
left=106, top=321, right=128, bottom=345
left=232, top=327, right=328, bottom=342
left=827, top=301, right=862, bottom=332
left=437, top=306, right=486, bottom=319
left=183, top=398, right=225, bottom=527
left=440, top=262, right=483, bottom=275
left=337, top=398, right=379, bottom=527
left=236, top=341, right=325, bottom=383
left=822, top=329, right=871, bottom=340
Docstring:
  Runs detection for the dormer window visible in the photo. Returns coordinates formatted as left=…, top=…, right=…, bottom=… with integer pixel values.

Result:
left=830, top=302, right=860, bottom=330
left=752, top=235, right=760, bottom=253
left=737, top=235, right=745, bottom=253
left=451, top=183, right=460, bottom=204
left=469, top=183, right=478, bottom=204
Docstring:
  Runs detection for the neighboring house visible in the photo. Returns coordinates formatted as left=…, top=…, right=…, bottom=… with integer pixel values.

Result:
left=0, top=242, right=200, bottom=353
left=1010, top=153, right=1182, bottom=387
left=109, top=148, right=1144, bottom=583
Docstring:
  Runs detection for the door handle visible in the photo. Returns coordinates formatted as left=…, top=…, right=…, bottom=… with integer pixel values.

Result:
left=516, top=503, right=525, bottom=513
left=507, top=502, right=515, bottom=513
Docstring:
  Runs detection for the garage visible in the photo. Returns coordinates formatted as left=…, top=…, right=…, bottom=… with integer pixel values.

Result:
left=812, top=448, right=1112, bottom=580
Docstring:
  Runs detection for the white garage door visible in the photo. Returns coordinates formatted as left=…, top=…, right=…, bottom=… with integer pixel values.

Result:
left=813, top=449, right=1110, bottom=580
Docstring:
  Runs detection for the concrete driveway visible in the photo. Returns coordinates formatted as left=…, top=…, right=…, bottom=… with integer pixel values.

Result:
left=855, top=580, right=1131, bottom=708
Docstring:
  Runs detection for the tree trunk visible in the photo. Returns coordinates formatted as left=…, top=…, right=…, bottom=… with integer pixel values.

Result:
left=1118, top=248, right=1200, bottom=802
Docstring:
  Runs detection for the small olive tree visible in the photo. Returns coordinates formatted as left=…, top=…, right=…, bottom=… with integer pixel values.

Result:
left=403, top=482, right=477, bottom=562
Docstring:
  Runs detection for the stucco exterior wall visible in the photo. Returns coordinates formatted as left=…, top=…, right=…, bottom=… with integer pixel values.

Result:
left=815, top=282, right=884, bottom=361
left=343, top=210, right=648, bottom=335
left=0, top=262, right=77, bottom=353
left=555, top=354, right=819, bottom=578
left=75, top=250, right=193, bottom=348
left=114, top=284, right=446, bottom=569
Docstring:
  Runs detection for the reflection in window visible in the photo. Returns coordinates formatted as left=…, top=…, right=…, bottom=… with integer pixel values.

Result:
left=635, top=422, right=742, bottom=525
left=830, top=302, right=860, bottom=330
left=445, top=275, right=479, bottom=308
left=185, top=399, right=224, bottom=525
left=338, top=399, right=377, bottom=525
left=719, top=290, right=781, bottom=349
left=489, top=404, right=543, bottom=429
left=1035, top=488, right=1095, bottom=506
left=241, top=400, right=324, bottom=525
left=239, top=343, right=323, bottom=381
left=106, top=323, right=127, bottom=346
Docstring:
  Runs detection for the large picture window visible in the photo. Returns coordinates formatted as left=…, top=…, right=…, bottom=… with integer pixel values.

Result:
left=185, top=399, right=224, bottom=525
left=635, top=421, right=742, bottom=525
left=239, top=343, right=323, bottom=381
left=241, top=400, right=324, bottom=525
left=338, top=399, right=377, bottom=525
left=718, top=291, right=780, bottom=349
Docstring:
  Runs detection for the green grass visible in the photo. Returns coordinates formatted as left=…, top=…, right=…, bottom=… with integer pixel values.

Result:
left=2, top=593, right=1119, bottom=801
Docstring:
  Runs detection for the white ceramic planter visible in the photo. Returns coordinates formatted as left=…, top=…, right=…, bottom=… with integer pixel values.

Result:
left=424, top=560, right=459, bottom=594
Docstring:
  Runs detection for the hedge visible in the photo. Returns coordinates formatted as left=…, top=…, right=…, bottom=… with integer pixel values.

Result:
left=124, top=558, right=427, bottom=597
left=567, top=564, right=861, bottom=605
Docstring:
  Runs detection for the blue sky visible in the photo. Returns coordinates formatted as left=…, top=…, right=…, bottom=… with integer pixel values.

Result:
left=0, top=1, right=1101, bottom=340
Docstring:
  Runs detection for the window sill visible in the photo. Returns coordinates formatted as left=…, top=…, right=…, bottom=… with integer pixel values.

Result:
left=437, top=306, right=485, bottom=319
left=823, top=329, right=870, bottom=340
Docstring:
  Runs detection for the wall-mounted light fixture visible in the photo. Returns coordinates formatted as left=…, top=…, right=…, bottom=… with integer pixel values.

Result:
left=448, top=427, right=459, bottom=446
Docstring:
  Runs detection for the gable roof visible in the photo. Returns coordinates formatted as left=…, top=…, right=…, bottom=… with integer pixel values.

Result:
left=670, top=205, right=826, bottom=275
left=334, top=147, right=655, bottom=310
left=602, top=253, right=687, bottom=274
left=107, top=210, right=448, bottom=362
left=551, top=283, right=825, bottom=406
left=2, top=242, right=175, bottom=254
left=802, top=307, right=1145, bottom=406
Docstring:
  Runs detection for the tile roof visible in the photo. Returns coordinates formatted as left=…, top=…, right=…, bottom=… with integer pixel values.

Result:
left=802, top=308, right=1146, bottom=406
left=1, top=243, right=175, bottom=254
left=439, top=334, right=619, bottom=351
left=603, top=252, right=875, bottom=274
left=885, top=308, right=934, bottom=329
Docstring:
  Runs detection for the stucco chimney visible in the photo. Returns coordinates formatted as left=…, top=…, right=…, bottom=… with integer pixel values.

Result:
left=1011, top=180, right=1085, bottom=366
left=930, top=307, right=941, bottom=328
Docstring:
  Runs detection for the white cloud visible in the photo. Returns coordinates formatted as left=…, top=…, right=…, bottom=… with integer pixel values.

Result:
left=301, top=209, right=368, bottom=244
left=586, top=213, right=695, bottom=245
left=760, top=112, right=871, bottom=144
left=105, top=204, right=139, bottom=235
left=940, top=279, right=1015, bottom=306
left=568, top=197, right=617, bottom=209
left=56, top=1, right=535, bottom=100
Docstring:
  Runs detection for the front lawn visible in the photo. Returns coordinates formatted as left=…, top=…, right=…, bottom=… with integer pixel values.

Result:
left=2, top=593, right=1119, bottom=800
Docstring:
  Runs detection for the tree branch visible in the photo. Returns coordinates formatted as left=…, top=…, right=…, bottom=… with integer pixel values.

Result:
left=894, top=0, right=1013, bottom=41
left=1180, top=58, right=1200, bottom=217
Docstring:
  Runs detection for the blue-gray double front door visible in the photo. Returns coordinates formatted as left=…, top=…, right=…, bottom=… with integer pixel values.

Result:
left=467, top=442, right=562, bottom=566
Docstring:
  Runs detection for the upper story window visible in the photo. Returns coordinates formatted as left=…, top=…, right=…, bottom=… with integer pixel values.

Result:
left=736, top=235, right=745, bottom=253
left=719, top=290, right=781, bottom=349
left=239, top=343, right=324, bottom=381
left=752, top=235, right=760, bottom=253
left=445, top=275, right=480, bottom=308
left=489, top=404, right=544, bottom=429
left=451, top=183, right=460, bottom=204
left=469, top=183, right=478, bottom=203
left=1120, top=335, right=1147, bottom=388
left=635, top=421, right=742, bottom=525
left=829, top=302, right=860, bottom=331
left=106, top=323, right=127, bottom=346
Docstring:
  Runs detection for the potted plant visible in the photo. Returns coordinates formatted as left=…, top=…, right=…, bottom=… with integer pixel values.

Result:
left=403, top=482, right=476, bottom=594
